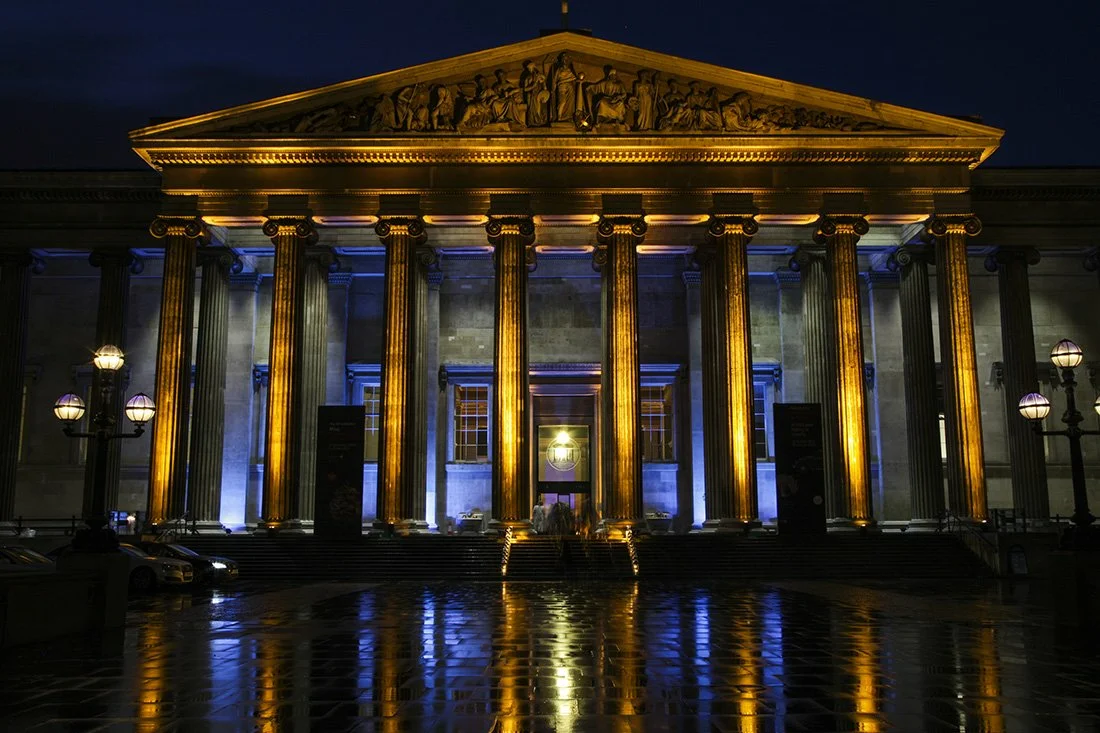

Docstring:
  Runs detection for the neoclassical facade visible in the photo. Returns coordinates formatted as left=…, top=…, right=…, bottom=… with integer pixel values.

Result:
left=2, top=33, right=1099, bottom=533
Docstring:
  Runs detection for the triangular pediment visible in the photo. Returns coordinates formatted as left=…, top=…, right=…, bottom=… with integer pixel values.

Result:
left=131, top=33, right=1002, bottom=167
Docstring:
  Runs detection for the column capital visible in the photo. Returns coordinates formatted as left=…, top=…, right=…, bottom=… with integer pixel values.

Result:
left=262, top=216, right=316, bottom=243
left=788, top=244, right=827, bottom=272
left=150, top=215, right=207, bottom=241
left=1083, top=249, right=1098, bottom=272
left=813, top=215, right=869, bottom=244
left=983, top=246, right=1041, bottom=272
left=304, top=244, right=338, bottom=271
left=596, top=215, right=647, bottom=244
left=923, top=214, right=982, bottom=240
left=89, top=248, right=143, bottom=274
left=705, top=214, right=758, bottom=240
left=0, top=250, right=44, bottom=273
left=374, top=216, right=426, bottom=243
left=485, top=215, right=535, bottom=244
left=887, top=244, right=934, bottom=272
left=196, top=246, right=240, bottom=271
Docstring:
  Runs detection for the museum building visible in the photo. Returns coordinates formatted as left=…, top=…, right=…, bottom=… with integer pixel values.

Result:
left=2, top=32, right=1098, bottom=534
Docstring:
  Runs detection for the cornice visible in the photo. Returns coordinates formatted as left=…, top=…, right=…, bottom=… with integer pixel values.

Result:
left=0, top=188, right=161, bottom=202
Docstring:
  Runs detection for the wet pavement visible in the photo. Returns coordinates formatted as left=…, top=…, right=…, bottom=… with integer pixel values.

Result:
left=1, top=579, right=1098, bottom=732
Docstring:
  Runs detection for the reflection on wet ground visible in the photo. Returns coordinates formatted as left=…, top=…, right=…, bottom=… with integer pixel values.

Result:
left=0, top=579, right=1097, bottom=731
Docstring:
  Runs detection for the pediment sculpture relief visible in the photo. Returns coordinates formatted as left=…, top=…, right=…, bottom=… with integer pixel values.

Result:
left=230, top=55, right=892, bottom=135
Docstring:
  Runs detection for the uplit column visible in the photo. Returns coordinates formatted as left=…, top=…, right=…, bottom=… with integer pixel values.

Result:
left=0, top=251, right=39, bottom=527
left=487, top=215, right=535, bottom=529
left=817, top=216, right=874, bottom=526
left=986, top=247, right=1048, bottom=521
left=375, top=215, right=428, bottom=532
left=700, top=214, right=760, bottom=528
left=889, top=245, right=945, bottom=528
left=147, top=214, right=204, bottom=530
left=682, top=269, right=705, bottom=528
left=594, top=212, right=646, bottom=532
left=790, top=245, right=844, bottom=521
left=260, top=212, right=316, bottom=532
left=186, top=247, right=237, bottom=534
left=927, top=215, right=987, bottom=522
left=298, top=247, right=334, bottom=526
left=83, top=249, right=139, bottom=519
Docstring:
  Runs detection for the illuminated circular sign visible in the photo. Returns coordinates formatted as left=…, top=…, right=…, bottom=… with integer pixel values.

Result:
left=546, top=431, right=579, bottom=472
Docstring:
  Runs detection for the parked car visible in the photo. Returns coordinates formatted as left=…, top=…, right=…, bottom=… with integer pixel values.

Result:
left=48, top=543, right=194, bottom=591
left=138, top=542, right=239, bottom=584
left=0, top=545, right=55, bottom=573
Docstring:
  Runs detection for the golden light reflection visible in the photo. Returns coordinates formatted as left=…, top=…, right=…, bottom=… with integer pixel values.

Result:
left=849, top=605, right=882, bottom=733
left=136, top=619, right=167, bottom=733
left=496, top=583, right=530, bottom=733
left=732, top=606, right=764, bottom=733
left=968, top=625, right=1006, bottom=733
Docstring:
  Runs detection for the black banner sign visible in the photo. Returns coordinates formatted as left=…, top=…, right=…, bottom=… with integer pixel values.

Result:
left=774, top=403, right=827, bottom=536
left=314, top=405, right=365, bottom=539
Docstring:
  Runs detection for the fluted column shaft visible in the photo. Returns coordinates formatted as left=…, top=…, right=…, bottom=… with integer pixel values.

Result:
left=928, top=216, right=987, bottom=521
left=700, top=216, right=759, bottom=526
left=0, top=251, right=36, bottom=523
left=819, top=217, right=873, bottom=525
left=83, top=250, right=136, bottom=519
left=147, top=216, right=203, bottom=528
left=596, top=216, right=646, bottom=529
left=892, top=246, right=945, bottom=524
left=988, top=247, right=1048, bottom=520
left=375, top=217, right=427, bottom=528
left=187, top=248, right=235, bottom=530
left=699, top=254, right=727, bottom=522
left=260, top=216, right=315, bottom=530
left=792, top=245, right=845, bottom=519
left=298, top=248, right=333, bottom=524
left=489, top=217, right=535, bottom=526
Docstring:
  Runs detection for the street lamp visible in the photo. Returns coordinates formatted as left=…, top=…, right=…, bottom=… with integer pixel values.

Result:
left=1017, top=338, right=1100, bottom=546
left=54, top=345, right=155, bottom=549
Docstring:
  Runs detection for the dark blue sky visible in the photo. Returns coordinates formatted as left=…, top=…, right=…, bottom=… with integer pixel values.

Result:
left=4, top=0, right=1096, bottom=169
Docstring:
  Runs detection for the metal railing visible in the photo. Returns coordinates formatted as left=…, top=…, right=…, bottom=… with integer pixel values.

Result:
left=9, top=516, right=82, bottom=537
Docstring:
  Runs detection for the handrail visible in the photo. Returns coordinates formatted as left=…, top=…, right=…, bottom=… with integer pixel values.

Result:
left=11, top=515, right=82, bottom=536
left=940, top=508, right=998, bottom=553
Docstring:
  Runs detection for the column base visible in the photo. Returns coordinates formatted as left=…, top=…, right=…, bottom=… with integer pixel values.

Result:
left=485, top=519, right=532, bottom=537
left=598, top=519, right=646, bottom=540
left=190, top=520, right=230, bottom=536
left=827, top=517, right=878, bottom=533
left=255, top=519, right=307, bottom=535
left=395, top=519, right=430, bottom=536
left=0, top=520, right=18, bottom=537
left=906, top=517, right=945, bottom=533
left=701, top=518, right=761, bottom=533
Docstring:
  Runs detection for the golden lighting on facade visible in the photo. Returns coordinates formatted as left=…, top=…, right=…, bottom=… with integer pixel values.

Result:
left=313, top=214, right=380, bottom=226
left=201, top=215, right=266, bottom=227
left=643, top=213, right=709, bottom=225
left=421, top=214, right=488, bottom=226
left=533, top=214, right=601, bottom=226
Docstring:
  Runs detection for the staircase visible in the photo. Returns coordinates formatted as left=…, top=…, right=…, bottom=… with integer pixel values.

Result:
left=635, top=533, right=994, bottom=580
left=177, top=535, right=502, bottom=582
left=505, top=536, right=634, bottom=580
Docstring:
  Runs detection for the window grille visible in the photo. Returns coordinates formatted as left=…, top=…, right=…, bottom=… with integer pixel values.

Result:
left=363, top=385, right=381, bottom=462
left=640, top=385, right=674, bottom=461
left=454, top=385, right=489, bottom=462
left=753, top=382, right=769, bottom=459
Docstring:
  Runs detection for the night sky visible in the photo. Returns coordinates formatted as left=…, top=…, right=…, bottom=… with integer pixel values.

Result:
left=4, top=0, right=1096, bottom=169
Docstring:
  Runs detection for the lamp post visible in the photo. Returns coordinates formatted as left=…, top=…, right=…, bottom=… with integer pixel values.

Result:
left=54, top=345, right=155, bottom=550
left=1017, top=338, right=1100, bottom=547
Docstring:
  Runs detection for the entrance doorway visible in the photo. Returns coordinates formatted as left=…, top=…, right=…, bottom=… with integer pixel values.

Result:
left=532, top=390, right=598, bottom=529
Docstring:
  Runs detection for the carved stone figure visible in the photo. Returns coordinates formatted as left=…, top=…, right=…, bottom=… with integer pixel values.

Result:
left=395, top=85, right=429, bottom=131
left=686, top=81, right=722, bottom=131
left=430, top=85, right=454, bottom=130
left=551, top=53, right=580, bottom=123
left=657, top=78, right=689, bottom=131
left=630, top=70, right=656, bottom=131
left=456, top=75, right=494, bottom=131
left=368, top=93, right=398, bottom=132
left=520, top=60, right=549, bottom=128
left=587, top=66, right=627, bottom=126
left=490, top=69, right=524, bottom=126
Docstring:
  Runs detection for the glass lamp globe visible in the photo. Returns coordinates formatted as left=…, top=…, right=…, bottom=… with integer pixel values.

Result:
left=53, top=393, right=87, bottom=423
left=1050, top=339, right=1084, bottom=369
left=1094, top=395, right=1100, bottom=418
left=93, top=344, right=125, bottom=372
left=1017, top=392, right=1051, bottom=421
left=124, top=393, right=156, bottom=426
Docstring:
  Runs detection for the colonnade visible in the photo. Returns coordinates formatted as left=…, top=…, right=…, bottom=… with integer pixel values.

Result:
left=3, top=194, right=1078, bottom=533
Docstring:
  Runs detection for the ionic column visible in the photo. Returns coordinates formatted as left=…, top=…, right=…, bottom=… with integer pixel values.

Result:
left=260, top=211, right=316, bottom=532
left=700, top=214, right=760, bottom=528
left=83, top=249, right=139, bottom=520
left=790, top=245, right=844, bottom=521
left=186, top=247, right=238, bottom=533
left=889, top=246, right=944, bottom=527
left=147, top=214, right=204, bottom=529
left=594, top=211, right=646, bottom=533
left=927, top=215, right=987, bottom=522
left=817, top=216, right=874, bottom=526
left=0, top=251, right=39, bottom=526
left=298, top=247, right=334, bottom=526
left=985, top=247, right=1048, bottom=521
left=682, top=269, right=705, bottom=527
left=487, top=215, right=535, bottom=529
left=374, top=215, right=428, bottom=532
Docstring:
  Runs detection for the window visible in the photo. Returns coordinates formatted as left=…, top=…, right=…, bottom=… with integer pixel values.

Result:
left=640, top=384, right=674, bottom=461
left=363, top=385, right=381, bottom=462
left=753, top=382, right=769, bottom=459
left=454, top=386, right=489, bottom=462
